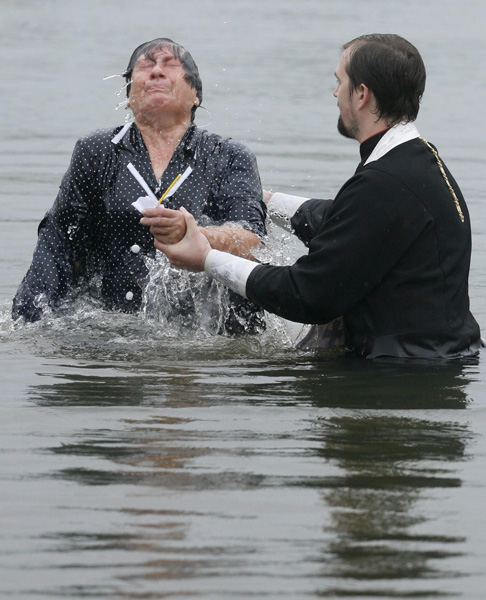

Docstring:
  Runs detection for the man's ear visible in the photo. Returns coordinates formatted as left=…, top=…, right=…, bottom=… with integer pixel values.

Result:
left=356, top=83, right=372, bottom=111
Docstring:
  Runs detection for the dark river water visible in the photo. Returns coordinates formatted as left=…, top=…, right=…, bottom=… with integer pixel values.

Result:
left=2, top=1, right=486, bottom=598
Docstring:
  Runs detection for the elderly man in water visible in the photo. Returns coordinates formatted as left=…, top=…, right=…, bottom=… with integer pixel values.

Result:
left=13, top=37, right=266, bottom=334
left=150, top=33, right=482, bottom=360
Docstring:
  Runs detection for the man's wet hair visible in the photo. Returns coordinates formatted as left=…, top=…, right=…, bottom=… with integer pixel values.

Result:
left=342, top=34, right=426, bottom=125
left=125, top=38, right=203, bottom=121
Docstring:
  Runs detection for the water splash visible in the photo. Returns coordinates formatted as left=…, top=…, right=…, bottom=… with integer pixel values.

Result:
left=194, top=105, right=213, bottom=129
left=141, top=253, right=248, bottom=336
left=66, top=224, right=78, bottom=240
left=0, top=300, right=16, bottom=339
left=3, top=225, right=308, bottom=358
left=115, top=99, right=129, bottom=111
left=103, top=74, right=132, bottom=116
left=115, top=80, right=131, bottom=97
left=102, top=73, right=124, bottom=80
left=3, top=289, right=299, bottom=364
left=138, top=232, right=307, bottom=346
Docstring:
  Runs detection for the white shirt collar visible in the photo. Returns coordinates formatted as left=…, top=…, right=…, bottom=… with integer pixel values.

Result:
left=364, top=122, right=420, bottom=166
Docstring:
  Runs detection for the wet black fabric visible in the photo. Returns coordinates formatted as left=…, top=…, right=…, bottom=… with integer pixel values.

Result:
left=247, top=133, right=481, bottom=359
left=13, top=123, right=266, bottom=330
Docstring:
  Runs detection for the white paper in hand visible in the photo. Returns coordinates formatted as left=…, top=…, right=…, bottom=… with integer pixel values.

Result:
left=132, top=196, right=159, bottom=214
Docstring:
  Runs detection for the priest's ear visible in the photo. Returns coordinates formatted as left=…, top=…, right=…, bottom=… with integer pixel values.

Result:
left=355, top=83, right=372, bottom=110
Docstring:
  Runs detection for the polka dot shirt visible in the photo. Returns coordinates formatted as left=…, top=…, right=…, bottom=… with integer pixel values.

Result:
left=12, top=123, right=267, bottom=322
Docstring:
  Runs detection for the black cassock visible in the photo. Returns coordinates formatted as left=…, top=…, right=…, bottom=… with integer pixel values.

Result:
left=247, top=132, right=481, bottom=359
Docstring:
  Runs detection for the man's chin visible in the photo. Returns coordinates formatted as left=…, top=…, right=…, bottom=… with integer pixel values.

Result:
left=337, top=116, right=357, bottom=140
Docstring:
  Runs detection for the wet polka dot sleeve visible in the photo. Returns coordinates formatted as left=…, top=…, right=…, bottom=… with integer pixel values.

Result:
left=207, top=141, right=266, bottom=237
left=11, top=135, right=104, bottom=321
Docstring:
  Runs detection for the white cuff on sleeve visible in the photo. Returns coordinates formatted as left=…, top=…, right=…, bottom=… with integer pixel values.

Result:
left=204, top=250, right=259, bottom=299
left=267, top=192, right=310, bottom=219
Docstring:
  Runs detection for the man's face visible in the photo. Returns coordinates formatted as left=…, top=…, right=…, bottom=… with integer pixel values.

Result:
left=333, top=48, right=359, bottom=140
left=128, top=47, right=198, bottom=121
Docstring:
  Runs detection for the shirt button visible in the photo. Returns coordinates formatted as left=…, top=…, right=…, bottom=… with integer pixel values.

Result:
left=126, top=291, right=134, bottom=301
left=130, top=244, right=141, bottom=254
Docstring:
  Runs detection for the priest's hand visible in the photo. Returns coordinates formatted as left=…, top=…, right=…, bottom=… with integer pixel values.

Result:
left=153, top=207, right=211, bottom=271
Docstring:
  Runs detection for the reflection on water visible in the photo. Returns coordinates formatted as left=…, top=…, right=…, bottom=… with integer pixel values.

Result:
left=292, top=357, right=474, bottom=410
left=3, top=0, right=486, bottom=596
left=317, top=415, right=469, bottom=593
left=15, top=353, right=475, bottom=598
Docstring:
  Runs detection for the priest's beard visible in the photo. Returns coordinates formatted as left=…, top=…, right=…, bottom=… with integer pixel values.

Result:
left=337, top=115, right=359, bottom=140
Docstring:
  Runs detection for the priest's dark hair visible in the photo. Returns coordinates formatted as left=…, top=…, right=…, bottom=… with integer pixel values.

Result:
left=124, top=38, right=203, bottom=121
left=342, top=34, right=426, bottom=125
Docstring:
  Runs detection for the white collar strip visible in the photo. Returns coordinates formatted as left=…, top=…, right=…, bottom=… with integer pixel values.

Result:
left=128, top=163, right=194, bottom=213
left=111, top=121, right=133, bottom=145
left=364, top=122, right=420, bottom=166
left=127, top=163, right=158, bottom=202
left=168, top=166, right=193, bottom=199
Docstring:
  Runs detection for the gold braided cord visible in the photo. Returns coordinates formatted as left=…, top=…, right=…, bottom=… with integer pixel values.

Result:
left=419, top=137, right=465, bottom=223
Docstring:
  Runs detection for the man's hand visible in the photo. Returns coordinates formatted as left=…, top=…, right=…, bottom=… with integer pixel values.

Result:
left=154, top=207, right=211, bottom=272
left=141, top=204, right=261, bottom=261
left=140, top=205, right=187, bottom=245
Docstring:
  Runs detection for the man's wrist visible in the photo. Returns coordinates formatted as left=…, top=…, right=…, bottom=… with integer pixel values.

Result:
left=201, top=246, right=212, bottom=271
left=203, top=249, right=259, bottom=298
left=203, top=249, right=219, bottom=272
